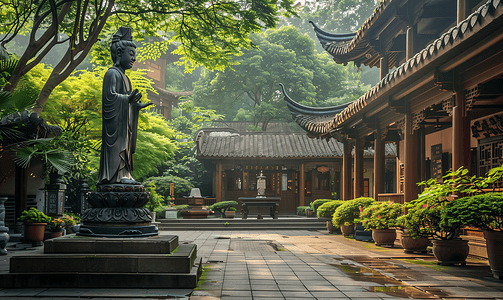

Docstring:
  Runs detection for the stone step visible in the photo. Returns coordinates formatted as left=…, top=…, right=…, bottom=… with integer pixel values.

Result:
left=157, top=217, right=327, bottom=231
left=1, top=267, right=199, bottom=288
left=10, top=243, right=197, bottom=274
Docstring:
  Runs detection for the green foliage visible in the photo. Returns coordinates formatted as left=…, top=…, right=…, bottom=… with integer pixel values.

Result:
left=63, top=213, right=81, bottom=224
left=208, top=201, right=239, bottom=215
left=18, top=207, right=51, bottom=223
left=297, top=205, right=309, bottom=216
left=145, top=182, right=166, bottom=212
left=442, top=192, right=503, bottom=232
left=360, top=202, right=403, bottom=230
left=332, top=197, right=375, bottom=227
left=61, top=216, right=77, bottom=227
left=227, top=207, right=237, bottom=212
left=403, top=168, right=478, bottom=240
left=48, top=218, right=65, bottom=232
left=316, top=200, right=344, bottom=218
left=143, top=175, right=194, bottom=199
left=1, top=0, right=298, bottom=115
left=193, top=26, right=365, bottom=128
left=312, top=199, right=333, bottom=213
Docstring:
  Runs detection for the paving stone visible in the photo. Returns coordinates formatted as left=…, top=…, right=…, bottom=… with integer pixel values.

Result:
left=252, top=290, right=284, bottom=297
left=221, top=290, right=252, bottom=297
left=281, top=291, right=313, bottom=297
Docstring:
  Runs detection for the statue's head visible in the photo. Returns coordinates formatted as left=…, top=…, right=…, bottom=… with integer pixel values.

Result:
left=110, top=27, right=137, bottom=70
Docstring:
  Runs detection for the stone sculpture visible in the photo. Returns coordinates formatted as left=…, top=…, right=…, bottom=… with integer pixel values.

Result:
left=80, top=27, right=157, bottom=237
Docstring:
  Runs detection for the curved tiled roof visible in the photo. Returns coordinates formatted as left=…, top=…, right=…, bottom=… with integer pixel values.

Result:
left=311, top=0, right=399, bottom=67
left=196, top=130, right=344, bottom=159
left=286, top=0, right=503, bottom=137
left=280, top=83, right=350, bottom=135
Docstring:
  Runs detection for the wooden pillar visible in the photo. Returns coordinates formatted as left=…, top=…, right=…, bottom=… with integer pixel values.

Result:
left=458, top=0, right=468, bottom=24
left=452, top=90, right=471, bottom=172
left=380, top=55, right=389, bottom=80
left=354, top=137, right=364, bottom=198
left=374, top=127, right=385, bottom=200
left=14, top=164, right=28, bottom=221
left=404, top=106, right=419, bottom=202
left=216, top=163, right=222, bottom=202
left=299, top=162, right=305, bottom=206
left=396, top=142, right=401, bottom=194
left=342, top=141, right=352, bottom=200
left=406, top=26, right=414, bottom=61
left=419, top=127, right=426, bottom=191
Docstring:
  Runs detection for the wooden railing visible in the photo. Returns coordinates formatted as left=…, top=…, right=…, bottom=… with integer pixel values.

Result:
left=377, top=193, right=404, bottom=204
left=173, top=198, right=217, bottom=206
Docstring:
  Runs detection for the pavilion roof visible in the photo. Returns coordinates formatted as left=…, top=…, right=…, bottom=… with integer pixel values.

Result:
left=195, top=128, right=397, bottom=159
left=285, top=0, right=503, bottom=138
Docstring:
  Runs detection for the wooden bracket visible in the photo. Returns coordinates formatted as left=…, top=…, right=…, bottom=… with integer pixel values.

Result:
left=434, top=67, right=454, bottom=91
left=389, top=97, right=406, bottom=114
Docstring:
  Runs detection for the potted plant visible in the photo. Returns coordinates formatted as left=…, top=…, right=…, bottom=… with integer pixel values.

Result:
left=442, top=192, right=503, bottom=279
left=62, top=215, right=77, bottom=234
left=18, top=207, right=51, bottom=243
left=333, top=197, right=374, bottom=236
left=396, top=213, right=430, bottom=254
left=48, top=218, right=65, bottom=238
left=225, top=207, right=237, bottom=218
left=360, top=201, right=403, bottom=247
left=312, top=199, right=333, bottom=218
left=317, top=200, right=344, bottom=233
left=208, top=201, right=238, bottom=218
left=407, top=168, right=474, bottom=265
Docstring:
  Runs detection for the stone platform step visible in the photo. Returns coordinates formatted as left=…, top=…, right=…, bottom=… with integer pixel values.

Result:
left=157, top=217, right=328, bottom=231
left=1, top=267, right=199, bottom=288
left=2, top=235, right=199, bottom=289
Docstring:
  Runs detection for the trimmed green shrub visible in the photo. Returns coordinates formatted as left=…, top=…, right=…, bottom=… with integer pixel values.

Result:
left=312, top=199, right=333, bottom=213
left=18, top=207, right=51, bottom=223
left=208, top=201, right=239, bottom=216
left=332, top=197, right=375, bottom=227
left=297, top=206, right=309, bottom=216
left=316, top=200, right=344, bottom=218
left=360, top=202, right=403, bottom=230
left=442, top=192, right=503, bottom=231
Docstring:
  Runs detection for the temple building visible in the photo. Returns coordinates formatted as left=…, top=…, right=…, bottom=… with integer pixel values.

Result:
left=284, top=0, right=503, bottom=205
left=133, top=49, right=192, bottom=120
left=195, top=122, right=397, bottom=214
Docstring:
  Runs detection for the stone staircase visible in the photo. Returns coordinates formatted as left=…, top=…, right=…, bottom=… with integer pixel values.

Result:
left=157, top=216, right=328, bottom=231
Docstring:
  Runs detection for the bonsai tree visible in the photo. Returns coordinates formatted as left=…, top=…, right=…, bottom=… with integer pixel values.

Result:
left=18, top=207, right=51, bottom=224
left=316, top=200, right=344, bottom=219
left=441, top=192, right=503, bottom=231
left=208, top=201, right=238, bottom=217
left=332, top=197, right=375, bottom=227
left=360, top=202, right=403, bottom=230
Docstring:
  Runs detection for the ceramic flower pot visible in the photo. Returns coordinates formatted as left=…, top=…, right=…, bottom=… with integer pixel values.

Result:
left=401, top=232, right=430, bottom=253
left=50, top=231, right=63, bottom=238
left=372, top=228, right=396, bottom=247
left=327, top=221, right=337, bottom=233
left=224, top=211, right=235, bottom=219
left=24, top=223, right=47, bottom=243
left=340, top=224, right=354, bottom=236
left=484, top=230, right=503, bottom=279
left=431, top=239, right=469, bottom=266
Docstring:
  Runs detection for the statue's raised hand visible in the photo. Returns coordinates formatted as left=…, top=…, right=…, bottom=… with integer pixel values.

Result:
left=137, top=102, right=154, bottom=110
left=128, top=89, right=142, bottom=103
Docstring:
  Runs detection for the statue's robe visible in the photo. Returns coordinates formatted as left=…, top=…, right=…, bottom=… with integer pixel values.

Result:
left=98, top=66, right=140, bottom=184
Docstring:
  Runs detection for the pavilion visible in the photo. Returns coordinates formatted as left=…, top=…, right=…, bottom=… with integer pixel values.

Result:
left=195, top=122, right=397, bottom=214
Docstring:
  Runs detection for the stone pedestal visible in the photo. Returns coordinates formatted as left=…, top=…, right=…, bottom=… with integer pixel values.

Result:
left=3, top=235, right=198, bottom=288
left=79, top=183, right=158, bottom=238
left=180, top=197, right=209, bottom=219
left=0, top=197, right=9, bottom=255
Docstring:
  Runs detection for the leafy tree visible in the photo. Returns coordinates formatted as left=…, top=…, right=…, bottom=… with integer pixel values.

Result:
left=193, top=25, right=366, bottom=130
left=0, top=0, right=297, bottom=116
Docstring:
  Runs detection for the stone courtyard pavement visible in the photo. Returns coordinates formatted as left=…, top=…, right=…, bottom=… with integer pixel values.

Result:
left=1, top=229, right=503, bottom=299
left=185, top=230, right=503, bottom=300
